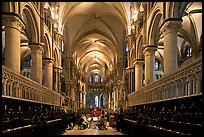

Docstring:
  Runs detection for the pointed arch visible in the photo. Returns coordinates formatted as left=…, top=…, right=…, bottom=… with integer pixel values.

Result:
left=21, top=3, right=39, bottom=43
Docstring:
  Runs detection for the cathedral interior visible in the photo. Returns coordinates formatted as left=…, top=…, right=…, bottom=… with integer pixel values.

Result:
left=2, top=2, right=202, bottom=136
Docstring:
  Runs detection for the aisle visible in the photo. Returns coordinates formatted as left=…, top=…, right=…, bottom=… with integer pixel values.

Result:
left=63, top=124, right=124, bottom=135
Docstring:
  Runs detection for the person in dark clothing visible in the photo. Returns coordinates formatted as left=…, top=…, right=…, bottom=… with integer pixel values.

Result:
left=78, top=115, right=84, bottom=130
left=115, top=114, right=122, bottom=132
left=96, top=116, right=104, bottom=130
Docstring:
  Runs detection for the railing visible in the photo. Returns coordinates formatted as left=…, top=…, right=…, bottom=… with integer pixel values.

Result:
left=128, top=59, right=202, bottom=106
left=2, top=66, right=63, bottom=106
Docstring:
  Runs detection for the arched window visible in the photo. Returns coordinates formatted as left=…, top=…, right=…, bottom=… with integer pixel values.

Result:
left=155, top=60, right=159, bottom=70
left=95, top=75, right=98, bottom=82
left=89, top=76, right=92, bottom=82
left=184, top=44, right=192, bottom=57
left=182, top=43, right=192, bottom=60
left=155, top=59, right=163, bottom=71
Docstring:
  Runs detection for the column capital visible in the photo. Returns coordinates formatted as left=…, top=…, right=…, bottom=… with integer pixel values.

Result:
left=143, top=45, right=157, bottom=52
left=65, top=57, right=73, bottom=61
left=29, top=43, right=44, bottom=53
left=126, top=34, right=133, bottom=39
left=160, top=19, right=182, bottom=36
left=57, top=33, right=63, bottom=39
left=43, top=57, right=54, bottom=64
left=143, top=45, right=157, bottom=56
left=2, top=12, right=25, bottom=31
left=54, top=66, right=63, bottom=72
left=133, top=59, right=144, bottom=66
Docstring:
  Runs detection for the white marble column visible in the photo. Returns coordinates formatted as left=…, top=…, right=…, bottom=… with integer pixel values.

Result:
left=43, top=58, right=54, bottom=90
left=3, top=14, right=24, bottom=74
left=161, top=20, right=181, bottom=76
left=135, top=59, right=144, bottom=91
left=30, top=44, right=43, bottom=84
left=144, top=46, right=157, bottom=85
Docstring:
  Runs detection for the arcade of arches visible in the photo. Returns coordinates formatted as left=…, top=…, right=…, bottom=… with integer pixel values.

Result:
left=2, top=2, right=202, bottom=135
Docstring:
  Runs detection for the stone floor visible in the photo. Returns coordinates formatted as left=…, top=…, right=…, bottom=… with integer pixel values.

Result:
left=62, top=122, right=125, bottom=135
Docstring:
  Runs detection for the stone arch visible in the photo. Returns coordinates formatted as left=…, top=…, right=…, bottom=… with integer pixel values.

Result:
left=148, top=9, right=163, bottom=45
left=130, top=48, right=135, bottom=66
left=53, top=49, right=59, bottom=67
left=43, top=34, right=51, bottom=58
left=166, top=2, right=188, bottom=18
left=21, top=3, right=39, bottom=43
left=136, top=35, right=143, bottom=59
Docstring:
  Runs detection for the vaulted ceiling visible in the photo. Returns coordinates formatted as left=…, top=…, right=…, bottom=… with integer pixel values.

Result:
left=60, top=2, right=128, bottom=79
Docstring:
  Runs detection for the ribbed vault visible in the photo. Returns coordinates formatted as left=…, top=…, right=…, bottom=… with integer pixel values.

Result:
left=61, top=2, right=127, bottom=79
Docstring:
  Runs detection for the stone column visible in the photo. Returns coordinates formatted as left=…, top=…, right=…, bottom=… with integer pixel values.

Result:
left=113, top=89, right=116, bottom=111
left=143, top=46, right=157, bottom=85
left=53, top=67, right=62, bottom=93
left=3, top=14, right=24, bottom=74
left=196, top=78, right=201, bottom=94
left=83, top=92, right=86, bottom=108
left=43, top=58, right=54, bottom=90
left=115, top=87, right=118, bottom=109
left=53, top=67, right=58, bottom=92
left=127, top=68, right=134, bottom=93
left=127, top=35, right=133, bottom=67
left=58, top=67, right=62, bottom=93
left=108, top=92, right=111, bottom=108
left=98, top=93, right=100, bottom=108
left=104, top=92, right=108, bottom=108
left=126, top=69, right=130, bottom=94
left=161, top=20, right=181, bottom=76
left=80, top=91, right=83, bottom=108
left=131, top=69, right=135, bottom=92
left=134, top=59, right=144, bottom=91
left=188, top=78, right=193, bottom=95
left=30, top=44, right=43, bottom=84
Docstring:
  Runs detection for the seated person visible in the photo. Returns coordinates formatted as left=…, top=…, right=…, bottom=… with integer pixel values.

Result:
left=82, top=114, right=88, bottom=129
left=96, top=116, right=105, bottom=130
left=78, top=115, right=84, bottom=130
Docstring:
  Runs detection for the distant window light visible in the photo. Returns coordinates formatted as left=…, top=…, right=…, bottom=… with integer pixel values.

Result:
left=183, top=44, right=192, bottom=58
left=61, top=41, right=64, bottom=52
left=126, top=46, right=128, bottom=52
left=95, top=75, right=98, bottom=82
left=29, top=59, right=32, bottom=67
left=155, top=59, right=163, bottom=71
left=155, top=60, right=159, bottom=70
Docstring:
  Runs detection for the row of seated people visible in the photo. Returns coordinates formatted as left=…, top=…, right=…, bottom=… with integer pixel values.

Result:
left=2, top=107, right=74, bottom=135
left=119, top=102, right=202, bottom=136
left=77, top=112, right=108, bottom=130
